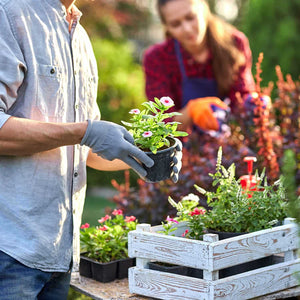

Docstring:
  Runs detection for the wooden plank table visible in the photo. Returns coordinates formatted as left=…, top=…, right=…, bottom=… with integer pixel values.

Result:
left=71, top=273, right=300, bottom=300
left=71, top=273, right=152, bottom=300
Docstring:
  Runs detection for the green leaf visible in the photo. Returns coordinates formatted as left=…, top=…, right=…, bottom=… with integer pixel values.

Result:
left=173, top=131, right=189, bottom=137
left=167, top=112, right=183, bottom=117
left=121, top=121, right=133, bottom=127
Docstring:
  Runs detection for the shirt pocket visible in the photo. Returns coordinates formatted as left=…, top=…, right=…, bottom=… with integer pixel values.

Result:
left=35, top=64, right=65, bottom=122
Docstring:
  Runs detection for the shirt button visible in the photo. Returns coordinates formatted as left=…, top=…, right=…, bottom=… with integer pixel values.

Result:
left=73, top=209, right=76, bottom=214
left=50, top=68, right=55, bottom=74
left=74, top=172, right=78, bottom=177
left=75, top=104, right=79, bottom=109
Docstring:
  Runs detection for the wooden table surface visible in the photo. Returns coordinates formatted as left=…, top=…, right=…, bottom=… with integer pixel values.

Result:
left=70, top=273, right=300, bottom=300
left=71, top=273, right=153, bottom=300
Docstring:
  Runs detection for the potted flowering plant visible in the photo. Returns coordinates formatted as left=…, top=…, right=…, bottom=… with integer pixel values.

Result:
left=160, top=146, right=289, bottom=277
left=80, top=209, right=138, bottom=282
left=195, top=147, right=288, bottom=235
left=121, top=96, right=188, bottom=182
left=164, top=147, right=288, bottom=239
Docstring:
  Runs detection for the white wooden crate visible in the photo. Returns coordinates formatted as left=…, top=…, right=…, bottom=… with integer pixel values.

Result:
left=128, top=218, right=300, bottom=300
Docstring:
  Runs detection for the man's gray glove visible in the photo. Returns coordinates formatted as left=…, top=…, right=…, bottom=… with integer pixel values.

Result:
left=81, top=120, right=154, bottom=178
left=170, top=138, right=183, bottom=183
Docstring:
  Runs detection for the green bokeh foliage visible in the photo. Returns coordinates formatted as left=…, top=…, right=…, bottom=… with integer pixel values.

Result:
left=241, top=0, right=300, bottom=85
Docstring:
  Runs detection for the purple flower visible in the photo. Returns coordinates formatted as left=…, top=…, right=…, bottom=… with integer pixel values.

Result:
left=160, top=97, right=174, bottom=107
left=142, top=131, right=153, bottom=138
left=129, top=109, right=140, bottom=114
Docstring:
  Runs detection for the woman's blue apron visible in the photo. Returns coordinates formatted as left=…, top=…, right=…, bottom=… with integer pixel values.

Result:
left=174, top=40, right=219, bottom=107
left=174, top=40, right=227, bottom=134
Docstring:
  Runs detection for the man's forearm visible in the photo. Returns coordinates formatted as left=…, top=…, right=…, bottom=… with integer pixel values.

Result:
left=86, top=150, right=130, bottom=171
left=0, top=116, right=88, bottom=155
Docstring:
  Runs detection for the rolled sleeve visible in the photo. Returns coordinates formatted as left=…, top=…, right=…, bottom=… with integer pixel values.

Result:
left=0, top=111, right=11, bottom=128
left=0, top=4, right=26, bottom=126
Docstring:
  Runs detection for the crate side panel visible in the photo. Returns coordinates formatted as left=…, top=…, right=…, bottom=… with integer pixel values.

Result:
left=211, top=225, right=298, bottom=270
left=129, top=231, right=209, bottom=269
left=129, top=267, right=210, bottom=300
left=151, top=221, right=189, bottom=237
left=213, top=259, right=300, bottom=300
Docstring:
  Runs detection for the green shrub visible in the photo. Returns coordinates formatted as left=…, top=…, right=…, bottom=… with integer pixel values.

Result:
left=92, top=38, right=146, bottom=125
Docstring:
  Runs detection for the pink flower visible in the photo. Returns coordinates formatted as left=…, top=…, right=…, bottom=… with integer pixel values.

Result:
left=160, top=96, right=174, bottom=107
left=166, top=216, right=179, bottom=224
left=98, top=225, right=109, bottom=231
left=142, top=131, right=153, bottom=138
left=80, top=223, right=90, bottom=229
left=182, top=229, right=189, bottom=237
left=129, top=109, right=140, bottom=114
left=125, top=216, right=136, bottom=223
left=189, top=207, right=206, bottom=216
left=98, top=215, right=111, bottom=223
left=112, top=209, right=123, bottom=216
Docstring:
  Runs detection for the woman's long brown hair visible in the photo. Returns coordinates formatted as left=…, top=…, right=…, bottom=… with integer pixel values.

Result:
left=157, top=0, right=245, bottom=97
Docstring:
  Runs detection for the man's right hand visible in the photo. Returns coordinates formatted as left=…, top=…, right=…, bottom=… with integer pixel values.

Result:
left=80, top=120, right=154, bottom=178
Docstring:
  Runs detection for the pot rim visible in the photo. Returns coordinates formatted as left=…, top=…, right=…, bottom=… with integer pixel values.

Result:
left=144, top=137, right=177, bottom=155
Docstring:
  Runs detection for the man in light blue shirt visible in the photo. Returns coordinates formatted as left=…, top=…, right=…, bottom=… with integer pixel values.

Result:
left=0, top=0, right=181, bottom=298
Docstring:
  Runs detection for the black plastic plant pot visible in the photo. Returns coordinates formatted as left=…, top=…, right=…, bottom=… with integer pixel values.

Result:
left=91, top=260, right=118, bottom=283
left=148, top=261, right=188, bottom=276
left=143, top=137, right=177, bottom=183
left=207, top=229, right=276, bottom=278
left=207, top=229, right=245, bottom=240
left=79, top=253, right=94, bottom=278
left=116, top=257, right=135, bottom=279
left=187, top=267, right=203, bottom=278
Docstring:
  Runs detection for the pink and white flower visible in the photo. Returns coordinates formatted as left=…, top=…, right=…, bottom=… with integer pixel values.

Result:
left=129, top=109, right=140, bottom=114
left=166, top=216, right=179, bottom=224
left=160, top=96, right=174, bottom=107
left=182, top=229, right=189, bottom=237
left=112, top=209, right=123, bottom=216
left=189, top=207, right=206, bottom=216
left=98, top=215, right=111, bottom=223
left=142, top=131, right=153, bottom=138
left=80, top=223, right=90, bottom=229
left=125, top=216, right=136, bottom=223
left=98, top=225, right=109, bottom=231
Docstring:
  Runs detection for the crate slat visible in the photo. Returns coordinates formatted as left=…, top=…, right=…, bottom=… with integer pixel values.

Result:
left=129, top=231, right=210, bottom=269
left=212, top=259, right=300, bottom=300
left=210, top=225, right=298, bottom=270
left=129, top=267, right=210, bottom=300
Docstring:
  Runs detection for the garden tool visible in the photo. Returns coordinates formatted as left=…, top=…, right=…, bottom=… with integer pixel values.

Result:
left=239, top=156, right=259, bottom=197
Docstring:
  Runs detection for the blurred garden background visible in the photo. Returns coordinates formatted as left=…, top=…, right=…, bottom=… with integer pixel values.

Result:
left=69, top=0, right=299, bottom=298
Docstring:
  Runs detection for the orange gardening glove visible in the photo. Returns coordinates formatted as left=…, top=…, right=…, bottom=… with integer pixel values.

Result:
left=187, top=97, right=229, bottom=131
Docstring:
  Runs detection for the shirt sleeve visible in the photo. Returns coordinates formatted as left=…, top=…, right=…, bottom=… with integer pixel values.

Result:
left=143, top=45, right=177, bottom=113
left=229, top=31, right=255, bottom=107
left=0, top=5, right=26, bottom=128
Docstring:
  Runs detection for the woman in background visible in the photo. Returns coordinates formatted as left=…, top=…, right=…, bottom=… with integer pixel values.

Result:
left=143, top=0, right=256, bottom=133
